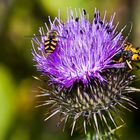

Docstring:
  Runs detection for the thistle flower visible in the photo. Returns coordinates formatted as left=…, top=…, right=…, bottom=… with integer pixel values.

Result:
left=32, top=9, right=140, bottom=138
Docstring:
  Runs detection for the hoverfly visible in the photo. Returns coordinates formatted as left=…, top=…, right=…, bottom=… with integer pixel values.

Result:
left=43, top=30, right=67, bottom=55
left=43, top=30, right=59, bottom=54
left=112, top=42, right=140, bottom=70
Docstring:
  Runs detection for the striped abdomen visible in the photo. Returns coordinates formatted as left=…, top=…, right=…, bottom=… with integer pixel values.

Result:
left=44, top=30, right=59, bottom=54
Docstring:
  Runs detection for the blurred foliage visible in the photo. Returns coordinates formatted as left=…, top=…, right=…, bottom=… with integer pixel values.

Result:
left=0, top=66, right=16, bottom=140
left=0, top=0, right=140, bottom=140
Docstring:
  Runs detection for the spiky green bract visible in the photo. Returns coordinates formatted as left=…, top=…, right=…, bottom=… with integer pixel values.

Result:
left=36, top=68, right=138, bottom=138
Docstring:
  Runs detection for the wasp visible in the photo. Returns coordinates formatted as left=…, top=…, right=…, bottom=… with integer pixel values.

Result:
left=43, top=30, right=59, bottom=54
left=112, top=42, right=140, bottom=69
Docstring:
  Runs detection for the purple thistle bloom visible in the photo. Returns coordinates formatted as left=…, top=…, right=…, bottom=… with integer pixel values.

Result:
left=32, top=9, right=140, bottom=138
left=32, top=9, right=125, bottom=88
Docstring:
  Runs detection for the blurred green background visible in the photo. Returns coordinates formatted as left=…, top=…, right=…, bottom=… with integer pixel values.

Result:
left=0, top=0, right=140, bottom=140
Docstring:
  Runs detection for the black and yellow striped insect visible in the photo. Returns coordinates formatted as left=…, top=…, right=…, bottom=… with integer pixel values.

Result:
left=43, top=30, right=59, bottom=54
left=113, top=42, right=140, bottom=69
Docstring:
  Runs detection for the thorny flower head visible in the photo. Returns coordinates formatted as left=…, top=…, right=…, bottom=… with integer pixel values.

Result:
left=32, top=9, right=140, bottom=138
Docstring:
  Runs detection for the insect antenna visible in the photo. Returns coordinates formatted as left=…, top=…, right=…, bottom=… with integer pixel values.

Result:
left=24, top=34, right=67, bottom=39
